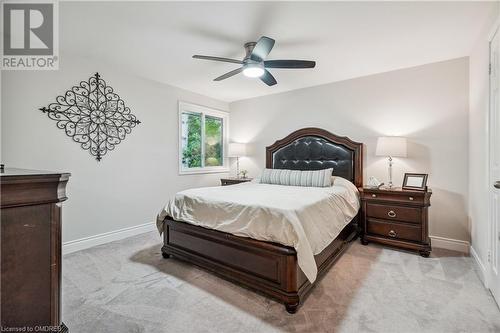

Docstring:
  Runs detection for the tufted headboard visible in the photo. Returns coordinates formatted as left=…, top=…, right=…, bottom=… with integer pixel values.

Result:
left=266, top=128, right=363, bottom=188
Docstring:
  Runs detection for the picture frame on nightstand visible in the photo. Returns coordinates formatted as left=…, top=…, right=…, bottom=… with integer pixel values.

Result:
left=402, top=173, right=428, bottom=191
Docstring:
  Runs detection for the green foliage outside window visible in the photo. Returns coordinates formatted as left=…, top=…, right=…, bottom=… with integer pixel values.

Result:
left=205, top=116, right=223, bottom=166
left=182, top=113, right=202, bottom=168
left=181, top=112, right=223, bottom=169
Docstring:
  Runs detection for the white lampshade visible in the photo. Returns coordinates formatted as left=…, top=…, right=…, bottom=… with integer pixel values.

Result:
left=375, top=137, right=407, bottom=157
left=228, top=143, right=247, bottom=157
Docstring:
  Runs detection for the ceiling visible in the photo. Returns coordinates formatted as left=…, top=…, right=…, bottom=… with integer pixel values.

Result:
left=61, top=1, right=496, bottom=102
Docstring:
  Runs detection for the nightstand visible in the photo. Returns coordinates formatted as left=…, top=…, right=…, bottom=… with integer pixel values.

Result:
left=359, top=187, right=432, bottom=257
left=220, top=177, right=253, bottom=186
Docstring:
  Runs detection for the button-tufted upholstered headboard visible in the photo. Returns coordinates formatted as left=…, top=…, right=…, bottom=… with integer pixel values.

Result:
left=265, top=128, right=363, bottom=188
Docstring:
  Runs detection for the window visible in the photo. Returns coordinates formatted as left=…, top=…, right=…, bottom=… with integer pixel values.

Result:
left=179, top=102, right=229, bottom=174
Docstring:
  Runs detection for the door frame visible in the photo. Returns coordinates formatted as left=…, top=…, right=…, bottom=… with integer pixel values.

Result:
left=488, top=18, right=500, bottom=295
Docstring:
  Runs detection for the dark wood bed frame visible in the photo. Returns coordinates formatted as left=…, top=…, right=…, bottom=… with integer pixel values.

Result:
left=161, top=127, right=363, bottom=313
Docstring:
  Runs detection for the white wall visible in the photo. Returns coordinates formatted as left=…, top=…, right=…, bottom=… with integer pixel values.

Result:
left=0, top=55, right=474, bottom=248
left=1, top=54, right=229, bottom=244
left=469, top=6, right=499, bottom=283
left=230, top=58, right=470, bottom=243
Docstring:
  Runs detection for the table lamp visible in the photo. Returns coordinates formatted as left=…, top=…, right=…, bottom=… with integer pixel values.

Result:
left=375, top=137, right=407, bottom=188
left=228, top=143, right=247, bottom=178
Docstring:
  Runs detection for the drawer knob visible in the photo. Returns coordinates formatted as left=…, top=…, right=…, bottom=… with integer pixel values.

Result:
left=388, top=230, right=397, bottom=238
left=409, top=197, right=414, bottom=201
left=371, top=194, right=377, bottom=198
left=387, top=210, right=397, bottom=218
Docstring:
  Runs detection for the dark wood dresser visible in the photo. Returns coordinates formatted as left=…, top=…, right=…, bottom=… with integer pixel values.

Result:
left=220, top=177, right=253, bottom=186
left=1, top=168, right=70, bottom=332
left=359, top=187, right=432, bottom=257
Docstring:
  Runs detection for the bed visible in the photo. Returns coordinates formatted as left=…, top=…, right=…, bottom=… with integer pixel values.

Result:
left=158, top=127, right=363, bottom=313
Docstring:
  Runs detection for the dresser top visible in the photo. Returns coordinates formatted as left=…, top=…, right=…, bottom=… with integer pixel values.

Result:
left=359, top=186, right=432, bottom=195
left=1, top=168, right=70, bottom=207
left=0, top=167, right=70, bottom=178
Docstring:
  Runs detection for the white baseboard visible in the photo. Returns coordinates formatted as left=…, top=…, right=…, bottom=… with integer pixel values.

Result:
left=429, top=235, right=470, bottom=254
left=62, top=225, right=471, bottom=256
left=470, top=246, right=489, bottom=287
left=63, top=222, right=157, bottom=255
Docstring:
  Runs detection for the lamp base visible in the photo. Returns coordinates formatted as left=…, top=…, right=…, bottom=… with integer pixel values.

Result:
left=387, top=156, right=393, bottom=189
left=236, top=157, right=240, bottom=179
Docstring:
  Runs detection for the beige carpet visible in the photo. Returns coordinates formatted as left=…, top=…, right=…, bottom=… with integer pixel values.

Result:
left=63, top=231, right=500, bottom=332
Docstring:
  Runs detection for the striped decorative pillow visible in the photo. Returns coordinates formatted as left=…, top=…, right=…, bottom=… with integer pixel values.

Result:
left=260, top=168, right=333, bottom=187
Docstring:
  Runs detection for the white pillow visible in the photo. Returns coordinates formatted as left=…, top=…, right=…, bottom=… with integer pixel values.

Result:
left=260, top=168, right=333, bottom=187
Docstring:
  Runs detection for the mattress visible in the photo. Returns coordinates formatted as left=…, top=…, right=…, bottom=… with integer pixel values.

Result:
left=156, top=177, right=360, bottom=283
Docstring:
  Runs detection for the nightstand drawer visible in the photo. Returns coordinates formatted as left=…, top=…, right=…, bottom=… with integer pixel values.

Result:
left=366, top=203, right=421, bottom=224
left=367, top=219, right=422, bottom=242
left=363, top=191, right=424, bottom=204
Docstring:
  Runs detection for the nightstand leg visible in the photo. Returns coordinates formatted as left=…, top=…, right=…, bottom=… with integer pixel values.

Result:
left=285, top=301, right=299, bottom=314
left=361, top=238, right=369, bottom=245
left=419, top=250, right=430, bottom=258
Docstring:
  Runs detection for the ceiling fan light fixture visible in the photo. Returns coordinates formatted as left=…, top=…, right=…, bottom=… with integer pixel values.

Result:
left=193, top=36, right=315, bottom=86
left=243, top=63, right=264, bottom=78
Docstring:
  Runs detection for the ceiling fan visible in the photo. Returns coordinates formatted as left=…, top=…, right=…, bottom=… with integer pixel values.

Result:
left=193, top=36, right=316, bottom=86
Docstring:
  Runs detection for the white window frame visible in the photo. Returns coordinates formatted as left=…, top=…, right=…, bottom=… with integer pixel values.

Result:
left=178, top=101, right=229, bottom=175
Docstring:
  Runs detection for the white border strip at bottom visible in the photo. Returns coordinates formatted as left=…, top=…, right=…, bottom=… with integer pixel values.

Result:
left=470, top=246, right=489, bottom=287
left=429, top=235, right=470, bottom=254
left=63, top=225, right=471, bottom=256
left=63, top=222, right=157, bottom=255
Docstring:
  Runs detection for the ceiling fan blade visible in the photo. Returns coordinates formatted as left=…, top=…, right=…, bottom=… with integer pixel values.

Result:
left=260, top=69, right=277, bottom=86
left=193, top=55, right=243, bottom=64
left=214, top=67, right=244, bottom=81
left=250, top=36, right=275, bottom=62
left=264, top=60, right=316, bottom=69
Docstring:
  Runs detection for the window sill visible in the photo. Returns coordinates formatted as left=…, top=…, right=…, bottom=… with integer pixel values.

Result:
left=179, top=167, right=230, bottom=175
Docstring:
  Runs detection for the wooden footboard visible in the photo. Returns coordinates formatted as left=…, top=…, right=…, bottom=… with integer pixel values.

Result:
left=161, top=216, right=359, bottom=313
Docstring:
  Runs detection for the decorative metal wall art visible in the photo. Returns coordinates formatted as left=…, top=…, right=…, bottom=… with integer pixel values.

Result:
left=40, top=72, right=140, bottom=161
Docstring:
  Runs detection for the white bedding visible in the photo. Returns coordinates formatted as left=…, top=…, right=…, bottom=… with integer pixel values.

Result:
left=156, top=177, right=360, bottom=283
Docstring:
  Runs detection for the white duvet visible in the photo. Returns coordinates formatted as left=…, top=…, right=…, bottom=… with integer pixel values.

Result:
left=156, top=177, right=360, bottom=283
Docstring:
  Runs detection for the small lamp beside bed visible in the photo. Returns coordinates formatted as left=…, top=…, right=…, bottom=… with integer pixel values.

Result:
left=375, top=136, right=407, bottom=188
left=228, top=142, right=247, bottom=178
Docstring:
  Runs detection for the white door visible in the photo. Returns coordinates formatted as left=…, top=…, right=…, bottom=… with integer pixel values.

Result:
left=490, top=28, right=500, bottom=304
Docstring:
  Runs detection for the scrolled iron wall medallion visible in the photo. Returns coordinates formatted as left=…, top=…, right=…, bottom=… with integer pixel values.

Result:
left=39, top=72, right=141, bottom=161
